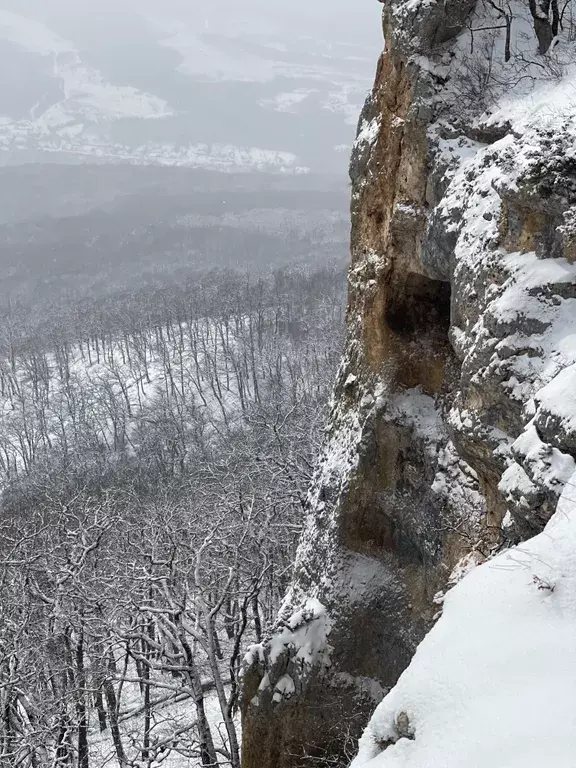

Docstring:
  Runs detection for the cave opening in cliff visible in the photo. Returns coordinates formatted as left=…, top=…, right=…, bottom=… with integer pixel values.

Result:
left=385, top=272, right=451, bottom=338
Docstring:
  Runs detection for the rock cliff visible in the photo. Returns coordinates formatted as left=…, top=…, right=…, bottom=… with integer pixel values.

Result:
left=241, top=0, right=576, bottom=765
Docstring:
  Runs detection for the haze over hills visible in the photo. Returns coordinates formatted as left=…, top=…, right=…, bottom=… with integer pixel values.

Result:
left=0, top=1, right=381, bottom=307
left=0, top=5, right=367, bottom=766
left=0, top=0, right=382, bottom=173
left=0, top=0, right=575, bottom=766
left=0, top=164, right=351, bottom=306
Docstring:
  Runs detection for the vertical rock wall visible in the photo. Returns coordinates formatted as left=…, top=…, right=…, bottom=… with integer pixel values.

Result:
left=241, top=0, right=576, bottom=764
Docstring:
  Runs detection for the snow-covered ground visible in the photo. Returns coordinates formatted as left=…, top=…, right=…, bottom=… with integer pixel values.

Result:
left=351, top=470, right=576, bottom=768
left=0, top=320, right=254, bottom=477
left=90, top=672, right=237, bottom=768
left=0, top=10, right=176, bottom=154
left=0, top=293, right=338, bottom=482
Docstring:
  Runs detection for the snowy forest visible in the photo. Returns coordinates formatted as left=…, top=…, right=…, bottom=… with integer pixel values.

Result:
left=0, top=266, right=346, bottom=767
left=3, top=0, right=576, bottom=765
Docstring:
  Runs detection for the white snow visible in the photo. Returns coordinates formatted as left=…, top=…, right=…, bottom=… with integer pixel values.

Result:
left=0, top=10, right=323, bottom=171
left=322, top=87, right=364, bottom=125
left=89, top=669, right=236, bottom=768
left=385, top=388, right=444, bottom=445
left=351, top=469, right=576, bottom=768
left=260, top=90, right=317, bottom=113
left=436, top=94, right=576, bottom=511
left=536, top=364, right=576, bottom=436
left=0, top=127, right=306, bottom=172
left=498, top=461, right=538, bottom=506
left=0, top=11, right=170, bottom=122
left=245, top=598, right=332, bottom=693
left=270, top=598, right=332, bottom=668
left=0, top=9, right=188, bottom=168
left=355, top=115, right=381, bottom=147
left=272, top=674, right=296, bottom=702
left=512, top=424, right=576, bottom=491
left=152, top=17, right=280, bottom=84
left=484, top=59, right=576, bottom=133
left=148, top=11, right=377, bottom=87
left=0, top=9, right=71, bottom=55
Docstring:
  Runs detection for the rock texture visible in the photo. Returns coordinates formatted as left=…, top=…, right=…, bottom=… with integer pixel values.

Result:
left=241, top=0, right=576, bottom=765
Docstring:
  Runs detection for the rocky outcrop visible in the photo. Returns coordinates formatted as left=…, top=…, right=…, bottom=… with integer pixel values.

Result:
left=241, top=1, right=576, bottom=765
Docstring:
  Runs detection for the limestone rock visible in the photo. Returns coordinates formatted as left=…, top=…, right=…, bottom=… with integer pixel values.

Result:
left=241, top=0, right=576, bottom=764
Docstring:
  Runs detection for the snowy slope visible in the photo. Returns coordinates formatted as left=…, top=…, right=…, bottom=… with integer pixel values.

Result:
left=351, top=471, right=576, bottom=768
left=90, top=675, right=236, bottom=768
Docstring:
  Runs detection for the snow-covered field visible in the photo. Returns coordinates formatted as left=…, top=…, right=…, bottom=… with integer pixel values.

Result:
left=0, top=2, right=382, bottom=172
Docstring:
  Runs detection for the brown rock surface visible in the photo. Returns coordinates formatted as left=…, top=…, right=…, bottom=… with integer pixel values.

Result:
left=241, top=1, right=576, bottom=765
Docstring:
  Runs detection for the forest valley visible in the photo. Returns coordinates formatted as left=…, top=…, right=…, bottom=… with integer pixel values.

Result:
left=0, top=266, right=346, bottom=768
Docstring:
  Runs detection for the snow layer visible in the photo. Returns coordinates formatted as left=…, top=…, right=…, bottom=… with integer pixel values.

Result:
left=269, top=598, right=332, bottom=669
left=436, top=79, right=576, bottom=523
left=89, top=666, right=236, bottom=768
left=0, top=9, right=71, bottom=55
left=245, top=598, right=332, bottom=698
left=536, top=364, right=576, bottom=437
left=351, top=469, right=576, bottom=768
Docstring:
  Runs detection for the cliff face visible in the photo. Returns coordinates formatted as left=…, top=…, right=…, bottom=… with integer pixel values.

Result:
left=242, top=0, right=576, bottom=765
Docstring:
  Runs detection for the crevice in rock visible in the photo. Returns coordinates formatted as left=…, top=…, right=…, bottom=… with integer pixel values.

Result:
left=386, top=272, right=451, bottom=338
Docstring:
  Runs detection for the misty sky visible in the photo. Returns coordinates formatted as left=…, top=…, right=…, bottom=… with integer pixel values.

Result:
left=4, top=0, right=381, bottom=43
left=0, top=0, right=383, bottom=172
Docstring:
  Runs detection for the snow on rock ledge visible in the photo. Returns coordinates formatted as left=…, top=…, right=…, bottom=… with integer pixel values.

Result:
left=351, top=470, right=576, bottom=768
left=244, top=597, right=333, bottom=703
left=437, top=114, right=576, bottom=539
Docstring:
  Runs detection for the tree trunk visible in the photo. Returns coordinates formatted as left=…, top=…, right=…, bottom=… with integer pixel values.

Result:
left=504, top=15, right=512, bottom=61
left=75, top=631, right=89, bottom=768
left=142, top=619, right=154, bottom=764
left=103, top=680, right=127, bottom=767
left=206, top=614, right=240, bottom=768
left=529, top=0, right=554, bottom=52
left=95, top=688, right=107, bottom=733
left=179, top=634, right=218, bottom=767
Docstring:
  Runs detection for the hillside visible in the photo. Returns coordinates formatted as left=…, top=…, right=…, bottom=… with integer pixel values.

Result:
left=0, top=164, right=350, bottom=304
left=0, top=267, right=346, bottom=767
left=0, top=1, right=381, bottom=173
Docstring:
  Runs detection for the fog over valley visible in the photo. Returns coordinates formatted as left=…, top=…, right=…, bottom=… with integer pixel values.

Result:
left=0, top=0, right=574, bottom=766
left=0, top=0, right=382, bottom=172
left=0, top=0, right=382, bottom=312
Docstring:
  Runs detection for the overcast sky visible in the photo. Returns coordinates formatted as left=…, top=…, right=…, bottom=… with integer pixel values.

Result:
left=1, top=0, right=382, bottom=44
